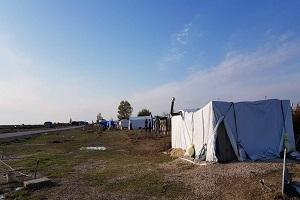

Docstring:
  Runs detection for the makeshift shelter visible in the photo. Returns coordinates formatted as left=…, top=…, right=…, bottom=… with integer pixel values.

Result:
left=107, top=120, right=115, bottom=129
left=153, top=116, right=171, bottom=135
left=44, top=121, right=53, bottom=128
left=128, top=116, right=152, bottom=130
left=171, top=99, right=295, bottom=162
left=119, top=119, right=129, bottom=130
left=99, top=119, right=107, bottom=129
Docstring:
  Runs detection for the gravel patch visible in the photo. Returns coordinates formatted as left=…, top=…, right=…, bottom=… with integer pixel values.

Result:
left=160, top=159, right=300, bottom=199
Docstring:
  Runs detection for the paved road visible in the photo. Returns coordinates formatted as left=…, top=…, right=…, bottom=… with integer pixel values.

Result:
left=0, top=126, right=85, bottom=142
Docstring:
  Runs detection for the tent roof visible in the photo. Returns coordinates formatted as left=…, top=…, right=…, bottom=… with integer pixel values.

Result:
left=129, top=116, right=151, bottom=120
left=178, top=99, right=291, bottom=114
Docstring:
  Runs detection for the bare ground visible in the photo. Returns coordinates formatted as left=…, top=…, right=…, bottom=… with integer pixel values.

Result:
left=0, top=127, right=300, bottom=199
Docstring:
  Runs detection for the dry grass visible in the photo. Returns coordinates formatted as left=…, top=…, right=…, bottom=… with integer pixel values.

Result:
left=0, top=128, right=300, bottom=199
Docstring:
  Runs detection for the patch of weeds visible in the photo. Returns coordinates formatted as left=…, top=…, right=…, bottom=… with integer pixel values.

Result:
left=12, top=190, right=31, bottom=200
left=104, top=171, right=189, bottom=198
left=11, top=153, right=72, bottom=178
left=86, top=173, right=107, bottom=186
left=13, top=190, right=46, bottom=200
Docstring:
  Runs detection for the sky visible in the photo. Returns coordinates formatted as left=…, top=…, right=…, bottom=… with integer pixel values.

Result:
left=0, top=0, right=300, bottom=124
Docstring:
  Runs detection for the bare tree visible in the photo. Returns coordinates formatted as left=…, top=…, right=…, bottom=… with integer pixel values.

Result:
left=96, top=113, right=103, bottom=123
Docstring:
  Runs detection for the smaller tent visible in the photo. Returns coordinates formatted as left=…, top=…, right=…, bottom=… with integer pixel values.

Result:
left=172, top=99, right=295, bottom=162
left=129, top=116, right=152, bottom=130
left=99, top=119, right=107, bottom=129
left=44, top=121, right=53, bottom=128
left=107, top=120, right=115, bottom=129
left=119, top=119, right=129, bottom=130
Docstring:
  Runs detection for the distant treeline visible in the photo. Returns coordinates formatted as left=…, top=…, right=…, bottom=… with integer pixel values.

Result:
left=0, top=124, right=44, bottom=129
left=0, top=123, right=73, bottom=134
left=0, top=124, right=45, bottom=134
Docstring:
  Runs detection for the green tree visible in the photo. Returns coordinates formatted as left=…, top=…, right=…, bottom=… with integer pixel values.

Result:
left=117, top=100, right=133, bottom=120
left=137, top=108, right=151, bottom=116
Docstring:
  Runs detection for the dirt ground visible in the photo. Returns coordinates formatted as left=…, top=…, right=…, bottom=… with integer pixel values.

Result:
left=0, top=127, right=300, bottom=199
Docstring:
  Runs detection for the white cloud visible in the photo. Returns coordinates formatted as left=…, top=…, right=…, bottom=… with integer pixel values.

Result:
left=264, top=29, right=294, bottom=43
left=131, top=38, right=300, bottom=115
left=278, top=32, right=294, bottom=42
left=159, top=22, right=193, bottom=71
left=1, top=31, right=300, bottom=124
left=173, top=23, right=192, bottom=45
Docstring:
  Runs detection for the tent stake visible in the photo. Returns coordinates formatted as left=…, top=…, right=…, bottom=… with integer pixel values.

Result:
left=180, top=158, right=207, bottom=166
left=282, top=148, right=287, bottom=196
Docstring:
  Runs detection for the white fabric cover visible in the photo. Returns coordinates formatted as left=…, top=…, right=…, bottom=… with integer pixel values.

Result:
left=171, top=99, right=295, bottom=161
left=119, top=119, right=129, bottom=128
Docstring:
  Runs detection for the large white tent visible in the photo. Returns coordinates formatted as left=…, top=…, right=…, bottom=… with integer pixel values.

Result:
left=171, top=99, right=295, bottom=162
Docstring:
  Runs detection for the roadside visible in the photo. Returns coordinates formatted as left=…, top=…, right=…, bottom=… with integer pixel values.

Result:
left=0, top=126, right=84, bottom=142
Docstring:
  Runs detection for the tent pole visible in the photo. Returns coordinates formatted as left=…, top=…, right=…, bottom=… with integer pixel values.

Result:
left=282, top=148, right=287, bottom=196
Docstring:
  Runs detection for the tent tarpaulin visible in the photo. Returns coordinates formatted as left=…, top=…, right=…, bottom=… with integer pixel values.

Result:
left=171, top=99, right=295, bottom=162
left=119, top=119, right=129, bottom=128
left=128, top=116, right=152, bottom=130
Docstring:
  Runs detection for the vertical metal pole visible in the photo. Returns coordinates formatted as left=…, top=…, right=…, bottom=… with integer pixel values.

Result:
left=170, top=97, right=175, bottom=116
left=282, top=148, right=287, bottom=196
left=34, top=160, right=39, bottom=179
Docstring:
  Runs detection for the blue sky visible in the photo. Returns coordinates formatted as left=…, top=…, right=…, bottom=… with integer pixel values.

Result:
left=0, top=1, right=300, bottom=124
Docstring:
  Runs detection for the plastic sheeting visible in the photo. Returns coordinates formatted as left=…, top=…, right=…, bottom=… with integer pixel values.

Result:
left=119, top=119, right=129, bottom=128
left=171, top=99, right=295, bottom=162
left=80, top=146, right=106, bottom=151
left=128, top=116, right=152, bottom=130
